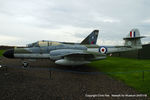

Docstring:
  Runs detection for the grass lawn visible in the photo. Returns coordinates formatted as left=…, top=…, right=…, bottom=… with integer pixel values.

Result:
left=0, top=50, right=5, bottom=57
left=88, top=57, right=150, bottom=96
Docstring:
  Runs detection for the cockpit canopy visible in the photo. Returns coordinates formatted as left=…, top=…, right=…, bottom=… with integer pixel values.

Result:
left=27, top=40, right=61, bottom=47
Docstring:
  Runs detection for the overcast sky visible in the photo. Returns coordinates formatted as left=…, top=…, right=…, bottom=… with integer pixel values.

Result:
left=0, top=0, right=150, bottom=46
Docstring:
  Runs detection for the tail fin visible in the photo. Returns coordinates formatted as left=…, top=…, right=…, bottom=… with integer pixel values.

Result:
left=80, top=30, right=99, bottom=45
left=123, top=29, right=145, bottom=49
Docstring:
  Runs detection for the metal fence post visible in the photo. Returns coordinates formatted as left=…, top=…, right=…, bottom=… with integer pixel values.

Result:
left=142, top=71, right=144, bottom=82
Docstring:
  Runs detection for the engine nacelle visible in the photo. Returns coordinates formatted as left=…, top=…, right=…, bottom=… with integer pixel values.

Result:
left=55, top=59, right=90, bottom=66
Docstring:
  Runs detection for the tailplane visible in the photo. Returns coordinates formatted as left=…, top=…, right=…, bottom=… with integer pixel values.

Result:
left=123, top=29, right=145, bottom=49
left=80, top=30, right=99, bottom=45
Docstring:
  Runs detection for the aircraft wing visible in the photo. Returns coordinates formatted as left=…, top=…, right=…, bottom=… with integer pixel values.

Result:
left=50, top=49, right=106, bottom=65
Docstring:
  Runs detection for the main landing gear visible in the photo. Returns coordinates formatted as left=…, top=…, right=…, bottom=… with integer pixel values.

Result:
left=22, top=61, right=29, bottom=68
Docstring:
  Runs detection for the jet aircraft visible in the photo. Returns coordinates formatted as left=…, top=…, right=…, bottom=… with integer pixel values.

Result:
left=3, top=29, right=144, bottom=66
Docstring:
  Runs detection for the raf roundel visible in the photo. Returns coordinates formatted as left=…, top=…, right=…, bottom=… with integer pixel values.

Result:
left=99, top=46, right=107, bottom=54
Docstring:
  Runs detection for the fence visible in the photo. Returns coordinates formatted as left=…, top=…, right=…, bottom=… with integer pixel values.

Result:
left=1, top=65, right=149, bottom=81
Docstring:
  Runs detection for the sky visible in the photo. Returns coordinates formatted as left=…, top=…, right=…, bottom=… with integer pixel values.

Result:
left=0, top=0, right=150, bottom=46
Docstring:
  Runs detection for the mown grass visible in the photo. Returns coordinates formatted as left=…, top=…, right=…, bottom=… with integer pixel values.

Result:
left=88, top=57, right=150, bottom=96
left=0, top=50, right=5, bottom=57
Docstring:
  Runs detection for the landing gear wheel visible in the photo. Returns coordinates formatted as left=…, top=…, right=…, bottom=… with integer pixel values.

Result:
left=22, top=61, right=29, bottom=68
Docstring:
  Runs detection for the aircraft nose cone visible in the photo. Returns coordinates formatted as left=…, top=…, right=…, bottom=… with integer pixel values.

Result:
left=3, top=49, right=14, bottom=58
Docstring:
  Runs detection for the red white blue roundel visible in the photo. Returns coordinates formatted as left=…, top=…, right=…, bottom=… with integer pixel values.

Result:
left=99, top=46, right=107, bottom=54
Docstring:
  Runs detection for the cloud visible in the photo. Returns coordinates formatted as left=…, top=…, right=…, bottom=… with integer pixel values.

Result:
left=142, top=19, right=150, bottom=24
left=0, top=0, right=149, bottom=46
left=0, top=35, right=23, bottom=46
